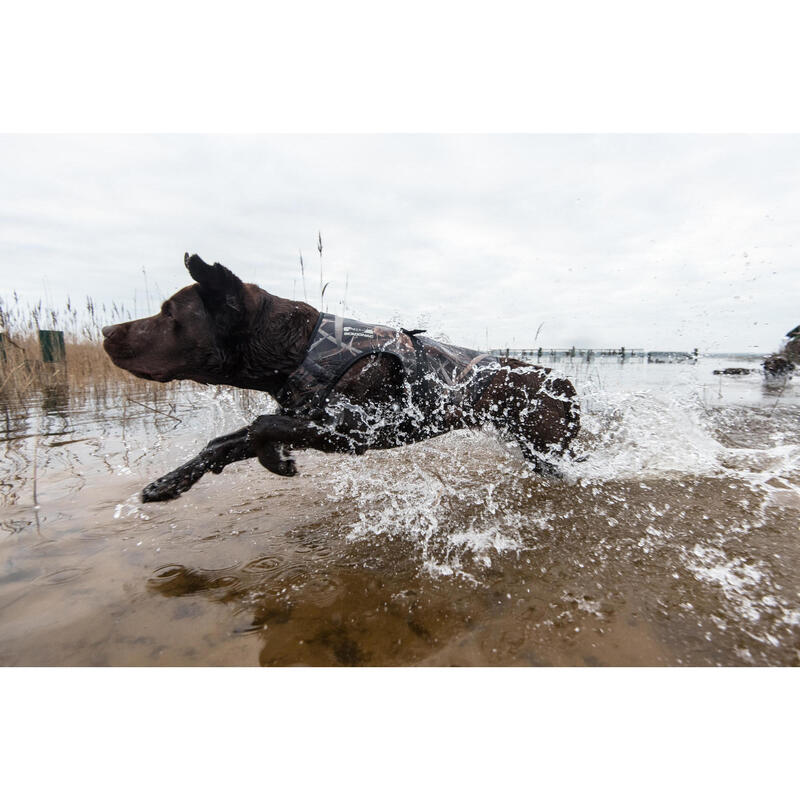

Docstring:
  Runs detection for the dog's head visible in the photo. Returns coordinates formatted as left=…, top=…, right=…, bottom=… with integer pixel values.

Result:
left=103, top=254, right=248, bottom=384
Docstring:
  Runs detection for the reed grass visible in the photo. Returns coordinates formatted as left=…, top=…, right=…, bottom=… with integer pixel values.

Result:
left=0, top=330, right=145, bottom=403
left=0, top=293, right=265, bottom=416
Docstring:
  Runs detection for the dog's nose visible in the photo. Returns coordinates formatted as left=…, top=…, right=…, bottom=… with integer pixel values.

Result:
left=102, top=325, right=116, bottom=338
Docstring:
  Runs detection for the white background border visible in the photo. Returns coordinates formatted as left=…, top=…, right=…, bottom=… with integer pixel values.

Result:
left=2, top=1, right=798, bottom=796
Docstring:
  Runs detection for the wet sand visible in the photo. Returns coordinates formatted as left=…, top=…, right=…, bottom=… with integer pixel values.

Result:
left=1, top=360, right=799, bottom=666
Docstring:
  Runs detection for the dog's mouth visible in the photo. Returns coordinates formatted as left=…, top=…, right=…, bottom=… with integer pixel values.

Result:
left=103, top=343, right=171, bottom=382
left=102, top=337, right=135, bottom=360
left=126, top=366, right=170, bottom=382
left=117, top=361, right=174, bottom=382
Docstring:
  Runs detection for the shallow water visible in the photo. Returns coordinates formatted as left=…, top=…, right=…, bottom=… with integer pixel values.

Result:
left=1, top=356, right=799, bottom=666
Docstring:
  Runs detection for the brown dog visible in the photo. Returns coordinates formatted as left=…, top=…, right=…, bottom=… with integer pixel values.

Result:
left=103, top=254, right=580, bottom=502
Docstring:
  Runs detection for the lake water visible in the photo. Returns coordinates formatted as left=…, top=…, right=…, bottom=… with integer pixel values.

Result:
left=1, top=354, right=798, bottom=665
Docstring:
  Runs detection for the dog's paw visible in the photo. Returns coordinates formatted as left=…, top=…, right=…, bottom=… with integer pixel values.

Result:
left=141, top=479, right=182, bottom=503
left=255, top=441, right=297, bottom=477
left=276, top=458, right=297, bottom=477
left=141, top=460, right=205, bottom=502
left=256, top=448, right=298, bottom=477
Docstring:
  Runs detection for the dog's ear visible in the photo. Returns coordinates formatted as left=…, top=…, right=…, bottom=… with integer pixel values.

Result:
left=185, top=253, right=245, bottom=314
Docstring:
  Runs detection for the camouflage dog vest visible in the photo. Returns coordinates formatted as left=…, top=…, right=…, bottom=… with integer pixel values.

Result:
left=275, top=313, right=500, bottom=414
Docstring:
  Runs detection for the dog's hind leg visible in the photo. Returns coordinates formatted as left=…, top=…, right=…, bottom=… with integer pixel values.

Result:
left=514, top=436, right=564, bottom=478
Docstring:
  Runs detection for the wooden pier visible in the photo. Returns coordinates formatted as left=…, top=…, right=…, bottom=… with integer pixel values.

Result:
left=490, top=347, right=698, bottom=363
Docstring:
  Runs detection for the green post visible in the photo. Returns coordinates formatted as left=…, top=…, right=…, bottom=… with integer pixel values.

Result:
left=39, top=330, right=66, bottom=363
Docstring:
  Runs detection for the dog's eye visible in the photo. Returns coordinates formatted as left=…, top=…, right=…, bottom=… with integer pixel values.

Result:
left=162, top=306, right=173, bottom=319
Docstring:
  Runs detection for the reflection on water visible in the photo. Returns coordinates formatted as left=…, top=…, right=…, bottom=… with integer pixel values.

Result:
left=41, top=383, right=70, bottom=416
left=0, top=357, right=799, bottom=665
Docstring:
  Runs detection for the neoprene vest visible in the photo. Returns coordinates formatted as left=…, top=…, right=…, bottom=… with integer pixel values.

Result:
left=275, top=312, right=500, bottom=414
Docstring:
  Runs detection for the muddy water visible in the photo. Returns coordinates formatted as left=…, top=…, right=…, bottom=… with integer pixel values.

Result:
left=1, top=356, right=799, bottom=666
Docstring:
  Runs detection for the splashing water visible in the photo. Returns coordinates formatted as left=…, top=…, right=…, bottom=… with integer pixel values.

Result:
left=321, top=360, right=799, bottom=580
left=3, top=356, right=800, bottom=665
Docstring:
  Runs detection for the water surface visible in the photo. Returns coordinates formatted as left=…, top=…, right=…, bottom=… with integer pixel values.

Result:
left=1, top=356, right=798, bottom=665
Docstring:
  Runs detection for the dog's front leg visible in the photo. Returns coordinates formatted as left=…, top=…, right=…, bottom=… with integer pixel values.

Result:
left=248, top=413, right=368, bottom=458
left=141, top=453, right=222, bottom=503
left=141, top=426, right=255, bottom=503
left=204, top=429, right=297, bottom=477
left=141, top=413, right=356, bottom=503
left=141, top=425, right=299, bottom=503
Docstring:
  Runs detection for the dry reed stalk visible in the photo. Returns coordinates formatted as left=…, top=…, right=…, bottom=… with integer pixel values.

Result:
left=31, top=425, right=39, bottom=507
left=125, top=396, right=182, bottom=422
left=0, top=293, right=272, bottom=419
left=299, top=250, right=308, bottom=302
left=317, top=231, right=324, bottom=309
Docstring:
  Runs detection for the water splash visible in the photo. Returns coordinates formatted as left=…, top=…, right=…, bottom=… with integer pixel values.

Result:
left=320, top=367, right=800, bottom=582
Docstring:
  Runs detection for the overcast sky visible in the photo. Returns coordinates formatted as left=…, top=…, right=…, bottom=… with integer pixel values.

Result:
left=1, top=134, right=798, bottom=353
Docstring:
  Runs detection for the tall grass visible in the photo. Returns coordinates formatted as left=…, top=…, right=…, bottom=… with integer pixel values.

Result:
left=0, top=293, right=134, bottom=403
left=3, top=234, right=335, bottom=411
left=0, top=293, right=265, bottom=416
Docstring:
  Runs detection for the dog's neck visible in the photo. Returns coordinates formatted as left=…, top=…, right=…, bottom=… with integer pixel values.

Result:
left=230, top=288, right=319, bottom=395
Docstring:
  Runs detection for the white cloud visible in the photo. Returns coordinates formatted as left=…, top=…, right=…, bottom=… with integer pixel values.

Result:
left=1, top=134, right=798, bottom=352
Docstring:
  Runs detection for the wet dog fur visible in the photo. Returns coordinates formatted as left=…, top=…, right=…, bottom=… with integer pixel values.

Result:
left=103, top=254, right=580, bottom=502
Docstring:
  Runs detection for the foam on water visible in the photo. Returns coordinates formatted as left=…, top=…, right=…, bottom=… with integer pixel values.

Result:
left=99, top=365, right=800, bottom=657
left=564, top=386, right=725, bottom=480
left=324, top=432, right=540, bottom=579
left=4, top=353, right=799, bottom=665
left=320, top=363, right=800, bottom=582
